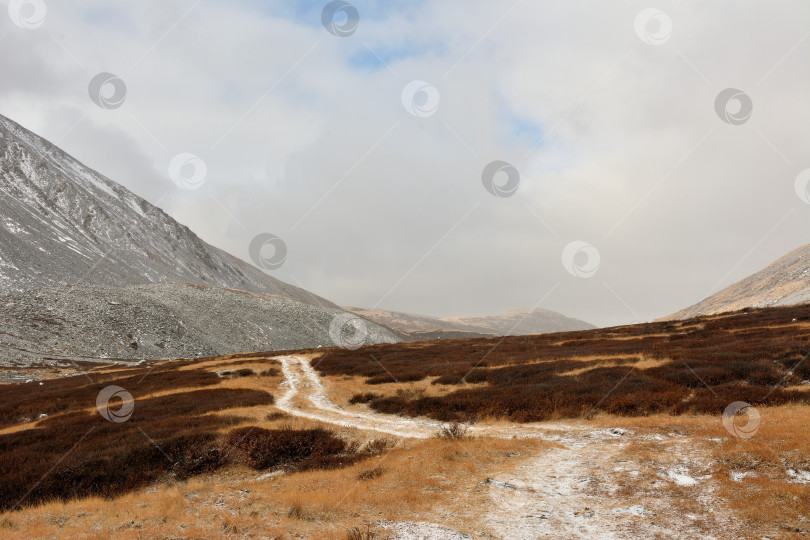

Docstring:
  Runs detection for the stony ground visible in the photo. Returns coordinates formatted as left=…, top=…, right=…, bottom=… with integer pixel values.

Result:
left=0, top=284, right=398, bottom=365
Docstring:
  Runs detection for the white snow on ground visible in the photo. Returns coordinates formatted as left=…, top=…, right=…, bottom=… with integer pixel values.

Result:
left=271, top=355, right=738, bottom=539
left=612, top=505, right=654, bottom=517
left=785, top=467, right=810, bottom=484
left=730, top=471, right=753, bottom=483
left=276, top=355, right=444, bottom=438
left=378, top=520, right=472, bottom=539
left=667, top=467, right=699, bottom=486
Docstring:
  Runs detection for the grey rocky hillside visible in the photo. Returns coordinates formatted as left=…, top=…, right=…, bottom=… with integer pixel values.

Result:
left=0, top=114, right=399, bottom=361
left=0, top=114, right=327, bottom=307
left=0, top=284, right=397, bottom=365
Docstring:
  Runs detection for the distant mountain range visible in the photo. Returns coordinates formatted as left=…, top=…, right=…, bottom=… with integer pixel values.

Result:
left=345, top=307, right=595, bottom=341
left=664, top=245, right=810, bottom=320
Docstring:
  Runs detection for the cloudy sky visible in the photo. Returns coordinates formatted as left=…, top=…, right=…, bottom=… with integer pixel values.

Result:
left=2, top=0, right=809, bottom=327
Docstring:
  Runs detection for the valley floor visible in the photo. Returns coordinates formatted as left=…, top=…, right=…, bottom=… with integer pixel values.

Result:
left=2, top=352, right=807, bottom=539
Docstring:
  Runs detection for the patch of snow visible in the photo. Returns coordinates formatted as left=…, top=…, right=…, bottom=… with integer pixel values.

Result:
left=378, top=520, right=471, bottom=540
left=730, top=471, right=752, bottom=483
left=126, top=197, right=146, bottom=218
left=601, top=428, right=628, bottom=437
left=786, top=467, right=810, bottom=484
left=256, top=470, right=284, bottom=481
left=667, top=467, right=698, bottom=486
left=612, top=505, right=654, bottom=517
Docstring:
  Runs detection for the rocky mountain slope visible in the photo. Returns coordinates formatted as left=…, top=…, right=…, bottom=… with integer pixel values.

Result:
left=664, top=244, right=810, bottom=320
left=0, top=114, right=398, bottom=361
left=345, top=307, right=594, bottom=341
left=0, top=114, right=328, bottom=307
left=0, top=284, right=397, bottom=366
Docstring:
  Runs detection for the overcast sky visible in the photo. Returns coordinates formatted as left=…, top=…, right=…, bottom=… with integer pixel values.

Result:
left=2, top=0, right=809, bottom=327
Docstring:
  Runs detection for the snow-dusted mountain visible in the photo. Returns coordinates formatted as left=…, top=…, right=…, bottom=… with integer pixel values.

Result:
left=0, top=114, right=399, bottom=362
left=663, top=245, right=810, bottom=320
left=0, top=114, right=328, bottom=307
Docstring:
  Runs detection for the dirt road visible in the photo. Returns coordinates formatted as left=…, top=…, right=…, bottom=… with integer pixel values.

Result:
left=273, top=355, right=735, bottom=539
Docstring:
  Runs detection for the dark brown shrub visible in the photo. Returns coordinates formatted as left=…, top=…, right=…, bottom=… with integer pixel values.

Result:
left=349, top=392, right=382, bottom=404
left=222, top=426, right=359, bottom=471
left=363, top=437, right=396, bottom=455
left=220, top=368, right=255, bottom=378
left=438, top=422, right=469, bottom=440
left=346, top=524, right=381, bottom=540
left=358, top=467, right=385, bottom=480
left=305, top=304, right=810, bottom=423
left=288, top=503, right=306, bottom=520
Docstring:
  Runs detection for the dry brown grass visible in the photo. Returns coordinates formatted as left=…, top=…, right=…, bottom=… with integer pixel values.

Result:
left=556, top=354, right=670, bottom=377
left=324, top=373, right=489, bottom=410
left=579, top=406, right=810, bottom=537
left=0, top=432, right=548, bottom=539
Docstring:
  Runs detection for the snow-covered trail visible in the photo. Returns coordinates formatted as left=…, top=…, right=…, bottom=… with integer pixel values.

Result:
left=275, top=355, right=588, bottom=441
left=272, top=355, right=734, bottom=539
left=275, top=355, right=445, bottom=438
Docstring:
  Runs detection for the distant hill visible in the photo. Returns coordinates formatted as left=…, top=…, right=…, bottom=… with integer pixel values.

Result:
left=664, top=245, right=810, bottom=320
left=345, top=307, right=595, bottom=341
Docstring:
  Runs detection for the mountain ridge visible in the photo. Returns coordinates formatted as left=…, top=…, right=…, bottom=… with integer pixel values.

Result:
left=663, top=244, right=810, bottom=320
left=345, top=306, right=595, bottom=341
left=0, top=114, right=333, bottom=308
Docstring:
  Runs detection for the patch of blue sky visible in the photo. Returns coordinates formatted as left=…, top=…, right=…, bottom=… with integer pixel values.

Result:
left=239, top=0, right=429, bottom=29
left=349, top=42, right=438, bottom=72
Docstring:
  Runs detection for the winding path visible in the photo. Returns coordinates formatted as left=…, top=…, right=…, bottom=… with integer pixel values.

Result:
left=272, top=355, right=733, bottom=539
left=274, top=355, right=593, bottom=441
left=275, top=355, right=445, bottom=438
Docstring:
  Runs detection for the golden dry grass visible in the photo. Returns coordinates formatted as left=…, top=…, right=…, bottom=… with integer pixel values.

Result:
left=0, top=430, right=550, bottom=539
left=582, top=405, right=810, bottom=538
